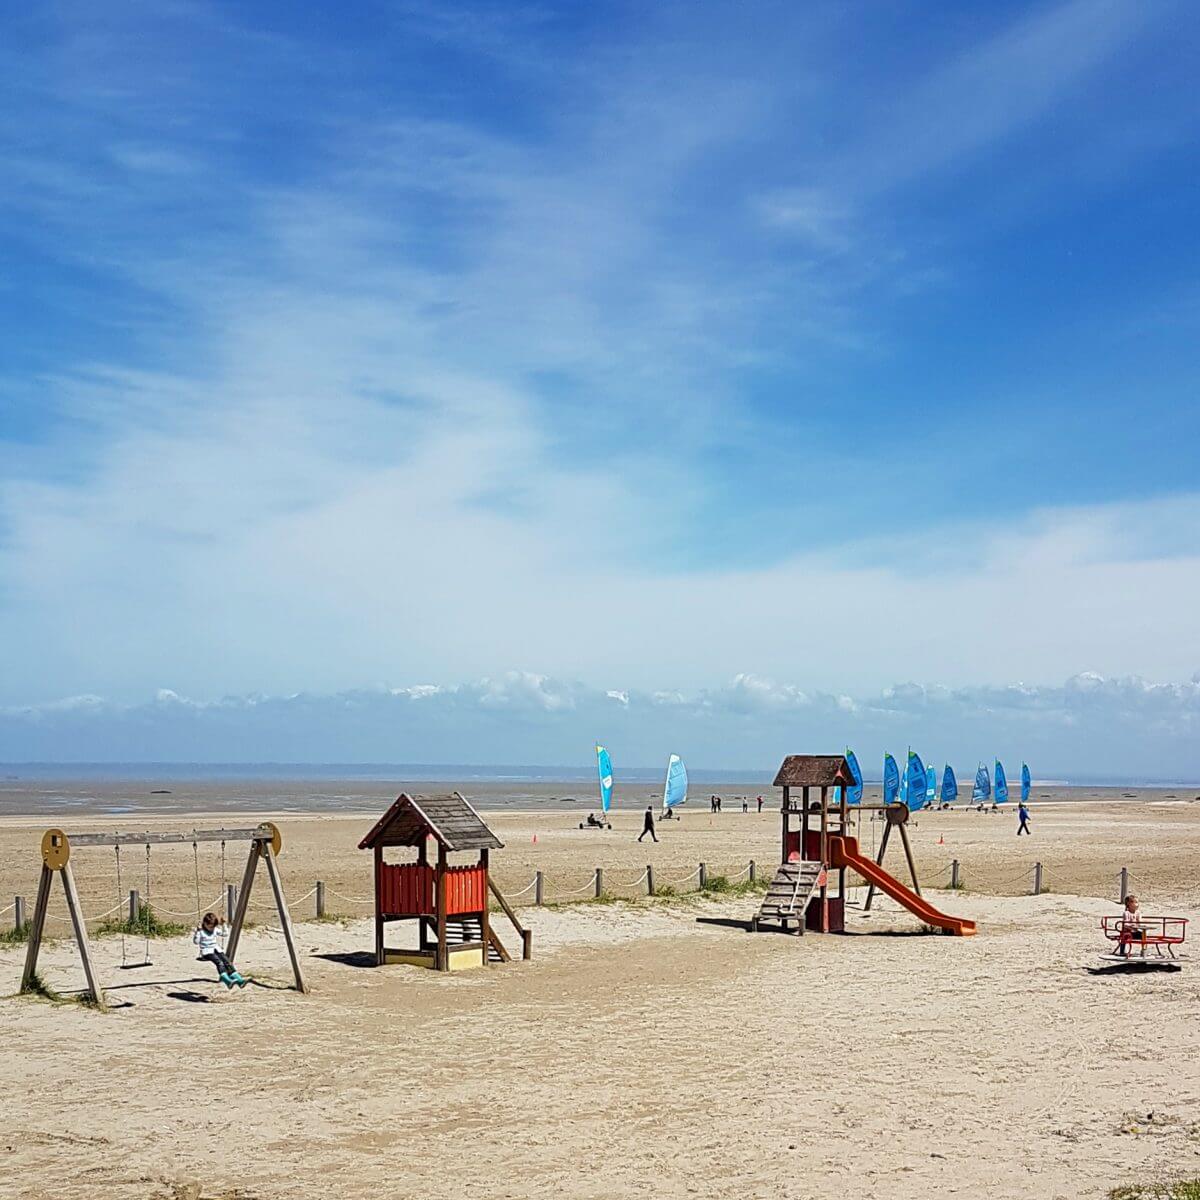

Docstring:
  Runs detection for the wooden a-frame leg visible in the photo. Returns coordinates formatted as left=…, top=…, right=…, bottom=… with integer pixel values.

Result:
left=61, top=862, right=106, bottom=1010
left=262, top=845, right=308, bottom=994
left=374, top=845, right=385, bottom=966
left=898, top=823, right=922, bottom=897
left=20, top=864, right=54, bottom=994
left=863, top=822, right=892, bottom=913
left=226, top=842, right=260, bottom=962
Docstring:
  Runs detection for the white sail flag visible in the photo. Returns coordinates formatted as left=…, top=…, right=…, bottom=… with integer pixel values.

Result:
left=662, top=754, right=688, bottom=814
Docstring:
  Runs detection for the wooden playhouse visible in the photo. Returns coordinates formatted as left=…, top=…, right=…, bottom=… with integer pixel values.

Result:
left=359, top=792, right=531, bottom=971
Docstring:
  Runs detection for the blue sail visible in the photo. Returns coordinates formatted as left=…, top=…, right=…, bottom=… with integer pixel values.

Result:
left=972, top=763, right=991, bottom=803
left=926, top=765, right=937, bottom=804
left=906, top=751, right=929, bottom=811
left=883, top=753, right=900, bottom=804
left=994, top=760, right=1009, bottom=804
left=1021, top=762, right=1031, bottom=803
left=845, top=749, right=864, bottom=805
left=942, top=764, right=958, bottom=803
left=596, top=744, right=614, bottom=813
left=662, top=754, right=687, bottom=812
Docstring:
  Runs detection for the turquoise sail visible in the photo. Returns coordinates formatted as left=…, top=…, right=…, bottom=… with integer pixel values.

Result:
left=995, top=760, right=1009, bottom=804
left=907, top=751, right=929, bottom=811
left=942, top=764, right=958, bottom=803
left=662, top=754, right=687, bottom=812
left=972, top=763, right=991, bottom=803
left=926, top=765, right=937, bottom=804
left=846, top=749, right=864, bottom=805
left=596, top=744, right=614, bottom=813
left=883, top=753, right=900, bottom=804
left=1021, top=762, right=1031, bottom=803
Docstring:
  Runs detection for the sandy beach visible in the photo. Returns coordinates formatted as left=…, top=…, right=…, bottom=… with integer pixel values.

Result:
left=1, top=795, right=1198, bottom=1198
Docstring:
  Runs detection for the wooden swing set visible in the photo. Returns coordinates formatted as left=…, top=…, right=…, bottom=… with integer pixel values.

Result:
left=21, top=822, right=307, bottom=1009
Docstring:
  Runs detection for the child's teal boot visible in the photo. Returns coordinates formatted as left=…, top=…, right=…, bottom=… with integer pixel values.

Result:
left=232, top=972, right=248, bottom=988
left=219, top=972, right=235, bottom=989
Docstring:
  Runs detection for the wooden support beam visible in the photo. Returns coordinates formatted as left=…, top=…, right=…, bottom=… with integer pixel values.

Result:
left=436, top=844, right=448, bottom=972
left=225, top=841, right=260, bottom=962
left=61, top=862, right=106, bottom=1010
left=479, top=849, right=492, bottom=969
left=863, top=821, right=892, bottom=912
left=63, top=827, right=275, bottom=848
left=262, top=843, right=308, bottom=994
left=898, top=822, right=922, bottom=897
left=373, top=846, right=384, bottom=966
left=20, top=864, right=53, bottom=994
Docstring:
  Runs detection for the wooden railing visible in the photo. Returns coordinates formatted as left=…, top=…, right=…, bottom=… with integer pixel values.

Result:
left=488, top=877, right=533, bottom=961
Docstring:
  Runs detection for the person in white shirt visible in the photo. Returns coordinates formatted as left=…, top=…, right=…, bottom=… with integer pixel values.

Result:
left=1117, top=894, right=1145, bottom=957
left=193, top=911, right=246, bottom=988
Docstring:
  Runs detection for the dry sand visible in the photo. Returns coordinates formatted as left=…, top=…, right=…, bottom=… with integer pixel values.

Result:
left=1, top=799, right=1198, bottom=1198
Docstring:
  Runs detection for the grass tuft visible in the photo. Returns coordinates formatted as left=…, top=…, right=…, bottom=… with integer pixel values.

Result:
left=0, top=921, right=32, bottom=945
left=1110, top=1181, right=1200, bottom=1199
left=21, top=971, right=62, bottom=1002
left=96, top=904, right=189, bottom=939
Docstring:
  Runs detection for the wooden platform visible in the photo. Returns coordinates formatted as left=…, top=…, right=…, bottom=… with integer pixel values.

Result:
left=751, top=860, right=823, bottom=933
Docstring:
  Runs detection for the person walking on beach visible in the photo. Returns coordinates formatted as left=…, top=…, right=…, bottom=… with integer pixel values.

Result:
left=638, top=805, right=658, bottom=842
left=756, top=795, right=763, bottom=813
left=742, top=797, right=748, bottom=813
left=1016, top=801, right=1032, bottom=836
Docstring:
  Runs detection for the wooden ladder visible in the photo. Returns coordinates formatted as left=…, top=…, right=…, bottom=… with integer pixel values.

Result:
left=752, top=860, right=822, bottom=933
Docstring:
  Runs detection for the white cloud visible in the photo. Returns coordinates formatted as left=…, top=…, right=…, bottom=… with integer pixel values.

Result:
left=3, top=671, right=1199, bottom=780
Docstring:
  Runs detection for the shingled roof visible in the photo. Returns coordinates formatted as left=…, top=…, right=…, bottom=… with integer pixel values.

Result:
left=772, top=755, right=856, bottom=788
left=358, top=792, right=504, bottom=853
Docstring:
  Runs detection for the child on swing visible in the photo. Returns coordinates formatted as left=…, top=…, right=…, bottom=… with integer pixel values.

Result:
left=194, top=911, right=247, bottom=988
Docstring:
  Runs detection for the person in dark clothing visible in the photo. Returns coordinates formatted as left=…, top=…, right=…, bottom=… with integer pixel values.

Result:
left=1017, top=802, right=1032, bottom=836
left=638, top=805, right=658, bottom=842
left=756, top=795, right=763, bottom=813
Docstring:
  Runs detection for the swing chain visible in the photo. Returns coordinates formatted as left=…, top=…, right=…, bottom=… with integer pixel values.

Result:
left=115, top=842, right=127, bottom=966
left=142, top=843, right=151, bottom=963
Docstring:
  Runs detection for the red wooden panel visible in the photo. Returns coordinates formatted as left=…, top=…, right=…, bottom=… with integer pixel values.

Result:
left=379, top=863, right=435, bottom=916
left=445, top=864, right=486, bottom=914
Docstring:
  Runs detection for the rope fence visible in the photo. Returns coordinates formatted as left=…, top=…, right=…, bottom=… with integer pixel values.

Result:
left=0, top=859, right=1146, bottom=940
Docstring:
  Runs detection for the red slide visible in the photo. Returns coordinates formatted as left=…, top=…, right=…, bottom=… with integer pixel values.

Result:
left=829, top=835, right=977, bottom=937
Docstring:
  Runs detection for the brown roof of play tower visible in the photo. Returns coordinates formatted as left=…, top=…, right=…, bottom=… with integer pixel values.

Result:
left=772, top=755, right=856, bottom=788
left=357, top=792, right=504, bottom=852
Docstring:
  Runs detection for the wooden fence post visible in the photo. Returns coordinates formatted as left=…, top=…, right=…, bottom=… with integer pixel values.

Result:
left=1033, top=862, right=1043, bottom=895
left=748, top=859, right=756, bottom=884
left=535, top=871, right=544, bottom=906
left=129, top=889, right=139, bottom=925
left=1119, top=867, right=1128, bottom=903
left=699, top=862, right=707, bottom=890
left=316, top=881, right=326, bottom=918
left=14, top=895, right=25, bottom=932
left=594, top=868, right=603, bottom=899
left=951, top=860, right=960, bottom=890
left=646, top=865, right=655, bottom=896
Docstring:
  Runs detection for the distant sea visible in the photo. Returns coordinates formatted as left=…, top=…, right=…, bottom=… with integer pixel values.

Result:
left=0, top=763, right=1195, bottom=820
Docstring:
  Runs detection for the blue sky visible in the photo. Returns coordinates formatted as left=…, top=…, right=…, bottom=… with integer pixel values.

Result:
left=3, top=2, right=1200, bottom=770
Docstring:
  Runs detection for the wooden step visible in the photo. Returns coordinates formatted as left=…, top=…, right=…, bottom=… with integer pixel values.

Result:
left=753, top=860, right=823, bottom=928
